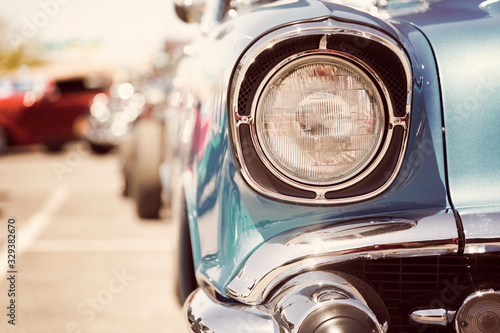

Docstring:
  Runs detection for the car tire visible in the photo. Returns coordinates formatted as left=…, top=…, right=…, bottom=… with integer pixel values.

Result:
left=0, top=127, right=8, bottom=155
left=175, top=197, right=197, bottom=305
left=117, top=135, right=133, bottom=197
left=89, top=142, right=114, bottom=155
left=131, top=119, right=163, bottom=219
left=44, top=140, right=65, bottom=152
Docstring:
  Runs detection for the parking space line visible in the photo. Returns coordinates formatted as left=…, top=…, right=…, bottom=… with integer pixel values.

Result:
left=0, top=184, right=69, bottom=279
left=26, top=238, right=173, bottom=252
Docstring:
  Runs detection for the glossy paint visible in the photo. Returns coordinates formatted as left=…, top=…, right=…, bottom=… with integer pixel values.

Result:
left=393, top=0, right=500, bottom=212
left=176, top=0, right=454, bottom=298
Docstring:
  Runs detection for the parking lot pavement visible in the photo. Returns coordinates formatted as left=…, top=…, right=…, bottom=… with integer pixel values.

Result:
left=0, top=143, right=185, bottom=333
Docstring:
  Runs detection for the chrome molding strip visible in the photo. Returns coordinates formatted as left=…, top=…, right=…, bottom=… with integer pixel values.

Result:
left=461, top=212, right=500, bottom=254
left=410, top=309, right=456, bottom=327
left=229, top=18, right=412, bottom=204
left=225, top=213, right=459, bottom=305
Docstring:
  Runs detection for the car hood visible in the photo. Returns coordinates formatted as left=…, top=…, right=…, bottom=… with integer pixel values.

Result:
left=390, top=0, right=500, bottom=210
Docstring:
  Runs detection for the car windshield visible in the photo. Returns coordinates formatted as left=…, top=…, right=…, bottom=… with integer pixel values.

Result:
left=14, top=80, right=34, bottom=92
left=0, top=78, right=35, bottom=98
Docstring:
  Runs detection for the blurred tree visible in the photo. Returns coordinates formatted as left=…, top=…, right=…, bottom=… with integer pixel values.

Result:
left=0, top=18, right=43, bottom=73
left=153, top=40, right=190, bottom=76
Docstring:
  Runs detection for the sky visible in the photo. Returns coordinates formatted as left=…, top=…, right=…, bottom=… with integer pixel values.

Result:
left=0, top=0, right=199, bottom=66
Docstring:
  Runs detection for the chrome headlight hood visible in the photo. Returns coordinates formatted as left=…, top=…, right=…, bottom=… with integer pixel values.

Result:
left=228, top=18, right=411, bottom=204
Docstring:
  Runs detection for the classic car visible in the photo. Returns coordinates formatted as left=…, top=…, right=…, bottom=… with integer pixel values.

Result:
left=77, top=82, right=144, bottom=154
left=0, top=75, right=105, bottom=152
left=169, top=0, right=500, bottom=332
left=79, top=50, right=185, bottom=218
left=77, top=81, right=165, bottom=218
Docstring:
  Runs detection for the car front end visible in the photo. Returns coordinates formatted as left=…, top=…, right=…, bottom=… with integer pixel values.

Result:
left=172, top=1, right=500, bottom=332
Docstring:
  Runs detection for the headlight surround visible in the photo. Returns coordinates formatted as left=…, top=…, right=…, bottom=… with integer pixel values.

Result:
left=254, top=54, right=385, bottom=186
left=229, top=22, right=412, bottom=204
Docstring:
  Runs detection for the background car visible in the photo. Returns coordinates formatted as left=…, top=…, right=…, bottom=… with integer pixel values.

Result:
left=78, top=79, right=165, bottom=216
left=78, top=82, right=144, bottom=155
left=109, top=46, right=188, bottom=219
left=0, top=74, right=106, bottom=153
left=169, top=0, right=500, bottom=333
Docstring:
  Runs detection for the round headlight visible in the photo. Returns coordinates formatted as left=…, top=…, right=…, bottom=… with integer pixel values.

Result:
left=255, top=54, right=385, bottom=185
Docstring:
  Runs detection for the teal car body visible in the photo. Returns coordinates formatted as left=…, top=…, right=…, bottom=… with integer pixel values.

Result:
left=169, top=1, right=500, bottom=332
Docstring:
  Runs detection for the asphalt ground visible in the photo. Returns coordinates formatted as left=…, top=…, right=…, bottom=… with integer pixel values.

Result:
left=0, top=142, right=185, bottom=333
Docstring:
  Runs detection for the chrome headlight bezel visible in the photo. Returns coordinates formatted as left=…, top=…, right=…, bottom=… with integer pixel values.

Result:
left=229, top=20, right=412, bottom=204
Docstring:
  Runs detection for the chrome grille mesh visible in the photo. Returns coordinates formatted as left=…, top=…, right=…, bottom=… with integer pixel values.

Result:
left=237, top=35, right=322, bottom=116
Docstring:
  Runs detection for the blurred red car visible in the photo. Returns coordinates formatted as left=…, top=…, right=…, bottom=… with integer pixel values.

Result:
left=0, top=76, right=105, bottom=152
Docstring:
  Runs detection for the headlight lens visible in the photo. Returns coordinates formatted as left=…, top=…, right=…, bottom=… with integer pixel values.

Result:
left=255, top=55, right=385, bottom=185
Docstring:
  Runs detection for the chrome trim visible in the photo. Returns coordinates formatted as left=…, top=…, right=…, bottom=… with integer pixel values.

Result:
left=229, top=18, right=412, bottom=204
left=226, top=212, right=459, bottom=305
left=184, top=289, right=278, bottom=333
left=185, top=271, right=387, bottom=333
left=195, top=272, right=220, bottom=301
left=409, top=309, right=456, bottom=327
left=460, top=212, right=500, bottom=254
left=252, top=52, right=388, bottom=187
left=319, top=34, right=328, bottom=49
left=268, top=271, right=387, bottom=333
left=455, top=289, right=500, bottom=333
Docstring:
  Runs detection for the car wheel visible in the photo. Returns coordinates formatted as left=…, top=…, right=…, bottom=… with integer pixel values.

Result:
left=175, top=196, right=197, bottom=305
left=118, top=135, right=134, bottom=197
left=44, top=140, right=65, bottom=152
left=122, top=167, right=131, bottom=197
left=0, top=127, right=8, bottom=155
left=89, top=142, right=114, bottom=155
left=131, top=119, right=163, bottom=219
left=122, top=157, right=132, bottom=197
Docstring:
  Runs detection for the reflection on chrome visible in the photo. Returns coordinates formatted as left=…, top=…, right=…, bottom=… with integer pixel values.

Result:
left=410, top=308, right=456, bottom=327
left=461, top=212, right=500, bottom=254
left=186, top=271, right=388, bottom=333
left=226, top=213, right=459, bottom=305
left=185, top=289, right=277, bottom=333
left=479, top=0, right=499, bottom=9
left=268, top=271, right=388, bottom=333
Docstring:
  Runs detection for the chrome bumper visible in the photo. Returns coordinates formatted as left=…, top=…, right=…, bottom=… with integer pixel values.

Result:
left=185, top=288, right=278, bottom=333
left=77, top=115, right=132, bottom=145
left=185, top=212, right=500, bottom=332
left=81, top=125, right=124, bottom=145
left=186, top=271, right=388, bottom=333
